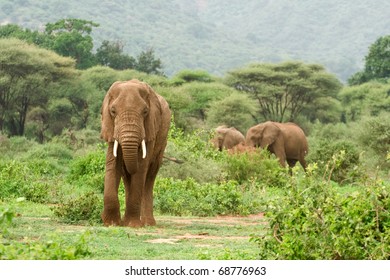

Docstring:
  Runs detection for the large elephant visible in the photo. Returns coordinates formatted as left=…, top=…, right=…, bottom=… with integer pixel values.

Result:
left=212, top=126, right=245, bottom=151
left=245, top=121, right=308, bottom=170
left=100, top=79, right=171, bottom=227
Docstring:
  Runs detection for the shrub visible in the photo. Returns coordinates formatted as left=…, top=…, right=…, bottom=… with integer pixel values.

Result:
left=222, top=149, right=288, bottom=187
left=252, top=173, right=390, bottom=260
left=307, top=140, right=363, bottom=184
left=52, top=191, right=102, bottom=224
left=154, top=177, right=262, bottom=216
left=0, top=160, right=57, bottom=202
left=160, top=125, right=224, bottom=183
left=358, top=113, right=390, bottom=169
left=68, top=148, right=106, bottom=192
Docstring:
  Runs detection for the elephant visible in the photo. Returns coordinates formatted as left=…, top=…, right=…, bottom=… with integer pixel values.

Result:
left=100, top=79, right=171, bottom=227
left=211, top=126, right=245, bottom=151
left=245, top=121, right=308, bottom=170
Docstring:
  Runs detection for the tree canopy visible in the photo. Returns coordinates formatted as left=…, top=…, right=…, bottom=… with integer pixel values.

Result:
left=0, top=38, right=76, bottom=136
left=225, top=61, right=342, bottom=123
left=44, top=19, right=99, bottom=69
left=348, top=35, right=390, bottom=85
left=0, top=20, right=165, bottom=74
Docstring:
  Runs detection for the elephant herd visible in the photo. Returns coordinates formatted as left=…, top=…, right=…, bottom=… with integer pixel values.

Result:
left=99, top=80, right=308, bottom=227
left=211, top=122, right=308, bottom=170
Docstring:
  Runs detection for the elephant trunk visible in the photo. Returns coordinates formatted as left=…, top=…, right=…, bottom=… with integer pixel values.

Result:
left=121, top=140, right=140, bottom=174
left=114, top=111, right=147, bottom=174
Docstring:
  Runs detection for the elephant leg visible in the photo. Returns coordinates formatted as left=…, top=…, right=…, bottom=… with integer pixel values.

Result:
left=101, top=143, right=122, bottom=226
left=141, top=162, right=161, bottom=226
left=273, top=149, right=287, bottom=168
left=122, top=171, right=146, bottom=227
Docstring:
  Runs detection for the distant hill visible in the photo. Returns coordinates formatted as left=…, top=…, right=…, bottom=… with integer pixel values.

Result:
left=1, top=0, right=389, bottom=81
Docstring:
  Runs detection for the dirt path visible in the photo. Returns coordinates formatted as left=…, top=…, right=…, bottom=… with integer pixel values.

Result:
left=146, top=213, right=266, bottom=244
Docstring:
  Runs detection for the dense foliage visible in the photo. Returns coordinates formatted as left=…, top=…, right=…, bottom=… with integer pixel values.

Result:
left=349, top=35, right=390, bottom=85
left=225, top=62, right=342, bottom=123
left=253, top=172, right=390, bottom=260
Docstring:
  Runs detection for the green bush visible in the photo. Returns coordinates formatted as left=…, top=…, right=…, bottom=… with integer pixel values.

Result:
left=68, top=148, right=106, bottom=192
left=52, top=191, right=102, bottom=224
left=160, top=125, right=224, bottom=183
left=0, top=161, right=52, bottom=202
left=307, top=140, right=363, bottom=184
left=358, top=113, right=390, bottom=169
left=222, top=149, right=288, bottom=186
left=154, top=177, right=262, bottom=216
left=252, top=173, right=390, bottom=259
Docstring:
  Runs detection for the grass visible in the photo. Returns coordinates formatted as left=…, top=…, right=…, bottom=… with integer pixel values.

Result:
left=1, top=200, right=266, bottom=260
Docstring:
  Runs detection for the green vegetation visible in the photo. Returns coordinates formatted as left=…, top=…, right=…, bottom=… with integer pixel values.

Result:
left=0, top=17, right=389, bottom=260
left=253, top=170, right=390, bottom=259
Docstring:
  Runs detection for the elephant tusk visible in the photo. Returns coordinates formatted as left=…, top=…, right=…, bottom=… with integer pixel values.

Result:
left=141, top=139, right=147, bottom=159
left=113, top=140, right=118, bottom=157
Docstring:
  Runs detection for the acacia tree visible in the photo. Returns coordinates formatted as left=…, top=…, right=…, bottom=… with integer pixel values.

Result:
left=0, top=38, right=76, bottom=136
left=225, top=61, right=342, bottom=123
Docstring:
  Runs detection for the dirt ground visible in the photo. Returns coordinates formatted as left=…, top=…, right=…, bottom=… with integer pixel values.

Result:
left=146, top=213, right=265, bottom=244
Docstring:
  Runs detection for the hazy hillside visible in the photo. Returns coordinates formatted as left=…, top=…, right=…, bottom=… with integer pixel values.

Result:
left=1, top=0, right=389, bottom=81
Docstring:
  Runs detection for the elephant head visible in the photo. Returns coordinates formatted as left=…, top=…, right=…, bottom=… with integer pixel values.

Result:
left=245, top=121, right=281, bottom=149
left=213, top=126, right=245, bottom=151
left=101, top=79, right=161, bottom=174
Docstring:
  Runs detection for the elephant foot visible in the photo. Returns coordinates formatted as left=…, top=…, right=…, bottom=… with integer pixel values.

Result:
left=101, top=211, right=121, bottom=226
left=122, top=217, right=143, bottom=228
left=141, top=216, right=156, bottom=226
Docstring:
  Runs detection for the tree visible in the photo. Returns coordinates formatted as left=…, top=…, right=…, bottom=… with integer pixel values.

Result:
left=135, top=48, right=164, bottom=75
left=45, top=19, right=99, bottom=69
left=95, top=40, right=136, bottom=70
left=225, top=61, right=342, bottom=123
left=206, top=93, right=257, bottom=132
left=338, top=81, right=390, bottom=122
left=0, top=24, right=50, bottom=47
left=0, top=38, right=76, bottom=136
left=349, top=35, right=390, bottom=85
left=170, top=69, right=215, bottom=85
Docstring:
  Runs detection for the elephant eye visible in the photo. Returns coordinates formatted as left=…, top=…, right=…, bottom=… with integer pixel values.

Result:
left=110, top=106, right=116, bottom=117
left=142, top=107, right=149, bottom=117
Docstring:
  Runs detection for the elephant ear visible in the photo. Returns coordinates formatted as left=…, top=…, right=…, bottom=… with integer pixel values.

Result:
left=100, top=81, right=121, bottom=143
left=142, top=83, right=162, bottom=142
left=261, top=123, right=281, bottom=148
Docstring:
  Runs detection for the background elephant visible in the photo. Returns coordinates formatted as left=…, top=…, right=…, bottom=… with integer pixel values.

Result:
left=100, top=79, right=171, bottom=227
left=212, top=125, right=245, bottom=151
left=245, top=121, right=308, bottom=169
